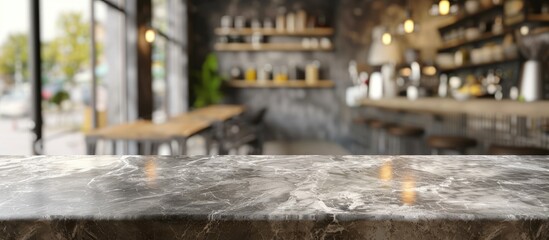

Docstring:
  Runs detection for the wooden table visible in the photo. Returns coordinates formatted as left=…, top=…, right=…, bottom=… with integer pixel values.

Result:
left=183, top=104, right=246, bottom=122
left=87, top=120, right=167, bottom=141
left=85, top=105, right=245, bottom=155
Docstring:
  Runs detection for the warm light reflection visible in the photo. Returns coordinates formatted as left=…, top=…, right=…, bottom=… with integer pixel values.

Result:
left=145, top=159, right=157, bottom=186
left=404, top=19, right=415, bottom=34
left=379, top=161, right=393, bottom=182
left=382, top=32, right=392, bottom=45
left=439, top=0, right=450, bottom=16
left=401, top=176, right=416, bottom=205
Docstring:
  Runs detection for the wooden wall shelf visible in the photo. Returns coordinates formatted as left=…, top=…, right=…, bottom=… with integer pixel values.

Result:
left=215, top=28, right=334, bottom=36
left=527, top=14, right=549, bottom=23
left=439, top=58, right=520, bottom=73
left=215, top=43, right=333, bottom=52
left=438, top=31, right=509, bottom=52
left=225, top=80, right=334, bottom=88
left=439, top=5, right=504, bottom=33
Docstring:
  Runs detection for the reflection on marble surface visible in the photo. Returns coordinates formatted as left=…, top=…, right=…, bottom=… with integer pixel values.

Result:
left=0, top=155, right=548, bottom=239
left=1, top=155, right=548, bottom=220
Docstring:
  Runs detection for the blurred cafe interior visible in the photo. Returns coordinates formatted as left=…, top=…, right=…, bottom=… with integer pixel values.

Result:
left=0, top=0, right=549, bottom=156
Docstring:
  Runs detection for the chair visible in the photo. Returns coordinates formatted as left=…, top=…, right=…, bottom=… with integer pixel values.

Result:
left=387, top=125, right=425, bottom=154
left=367, top=119, right=396, bottom=154
left=220, top=108, right=268, bottom=155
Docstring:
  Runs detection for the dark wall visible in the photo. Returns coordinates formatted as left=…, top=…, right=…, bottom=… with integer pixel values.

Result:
left=188, top=0, right=413, bottom=141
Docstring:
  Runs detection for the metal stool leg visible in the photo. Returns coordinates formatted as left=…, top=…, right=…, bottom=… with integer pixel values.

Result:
left=166, top=141, right=174, bottom=155
left=110, top=140, right=117, bottom=155
left=150, top=142, right=159, bottom=155
left=143, top=141, right=152, bottom=155
left=85, top=137, right=98, bottom=155
left=378, top=130, right=386, bottom=154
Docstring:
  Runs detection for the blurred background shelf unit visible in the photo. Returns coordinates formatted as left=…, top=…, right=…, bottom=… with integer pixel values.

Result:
left=213, top=11, right=335, bottom=89
left=214, top=43, right=333, bottom=52
left=226, top=80, right=334, bottom=88
left=215, top=28, right=334, bottom=36
left=435, top=0, right=549, bottom=97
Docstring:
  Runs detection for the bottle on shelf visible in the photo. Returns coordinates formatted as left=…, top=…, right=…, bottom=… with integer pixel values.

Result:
left=220, top=15, right=233, bottom=29
left=316, top=14, right=328, bottom=28
left=438, top=74, right=449, bottom=97
left=230, top=66, right=242, bottom=80
left=307, top=15, right=316, bottom=29
left=274, top=66, right=289, bottom=84
left=263, top=18, right=274, bottom=30
left=296, top=10, right=307, bottom=32
left=251, top=19, right=261, bottom=30
left=258, top=64, right=272, bottom=84
left=286, top=12, right=296, bottom=33
left=234, top=16, right=246, bottom=29
left=320, top=38, right=332, bottom=49
left=245, top=65, right=257, bottom=82
left=276, top=7, right=286, bottom=32
left=306, top=61, right=320, bottom=85
left=251, top=33, right=264, bottom=48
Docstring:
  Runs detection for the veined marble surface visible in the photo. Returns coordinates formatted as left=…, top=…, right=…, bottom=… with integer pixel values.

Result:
left=0, top=155, right=548, bottom=221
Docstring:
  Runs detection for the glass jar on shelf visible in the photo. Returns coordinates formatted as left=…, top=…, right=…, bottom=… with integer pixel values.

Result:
left=274, top=66, right=289, bottom=84
left=306, top=61, right=320, bottom=85
left=245, top=65, right=257, bottom=82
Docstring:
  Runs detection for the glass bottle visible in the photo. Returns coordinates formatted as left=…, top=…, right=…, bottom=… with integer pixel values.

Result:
left=274, top=66, right=289, bottom=84
left=245, top=65, right=257, bottom=82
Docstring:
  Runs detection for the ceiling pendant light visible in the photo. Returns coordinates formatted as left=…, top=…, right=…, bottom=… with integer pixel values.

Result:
left=439, top=0, right=451, bottom=16
left=382, top=32, right=392, bottom=45
left=404, top=19, right=415, bottom=33
left=403, top=10, right=415, bottom=34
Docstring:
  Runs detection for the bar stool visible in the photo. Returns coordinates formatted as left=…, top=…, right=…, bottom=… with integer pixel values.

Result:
left=368, top=119, right=395, bottom=154
left=488, top=145, right=549, bottom=155
left=387, top=126, right=425, bottom=154
left=352, top=117, right=373, bottom=125
left=427, top=136, right=477, bottom=155
left=352, top=117, right=376, bottom=148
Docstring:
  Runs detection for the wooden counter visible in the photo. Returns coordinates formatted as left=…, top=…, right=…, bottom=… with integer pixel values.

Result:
left=360, top=97, right=549, bottom=117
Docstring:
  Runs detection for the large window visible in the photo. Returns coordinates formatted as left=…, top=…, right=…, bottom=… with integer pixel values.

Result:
left=96, top=0, right=127, bottom=127
left=0, top=0, right=187, bottom=155
left=153, top=0, right=188, bottom=119
left=152, top=0, right=169, bottom=123
left=40, top=0, right=90, bottom=154
left=0, top=1, right=32, bottom=155
left=39, top=0, right=128, bottom=154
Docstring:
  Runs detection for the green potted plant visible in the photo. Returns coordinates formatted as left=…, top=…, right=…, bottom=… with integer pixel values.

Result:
left=192, top=53, right=224, bottom=108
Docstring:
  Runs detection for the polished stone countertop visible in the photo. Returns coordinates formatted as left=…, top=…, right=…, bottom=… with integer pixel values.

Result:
left=0, top=155, right=548, bottom=221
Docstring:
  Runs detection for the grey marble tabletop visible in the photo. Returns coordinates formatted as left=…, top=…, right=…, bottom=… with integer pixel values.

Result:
left=0, top=155, right=548, bottom=221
